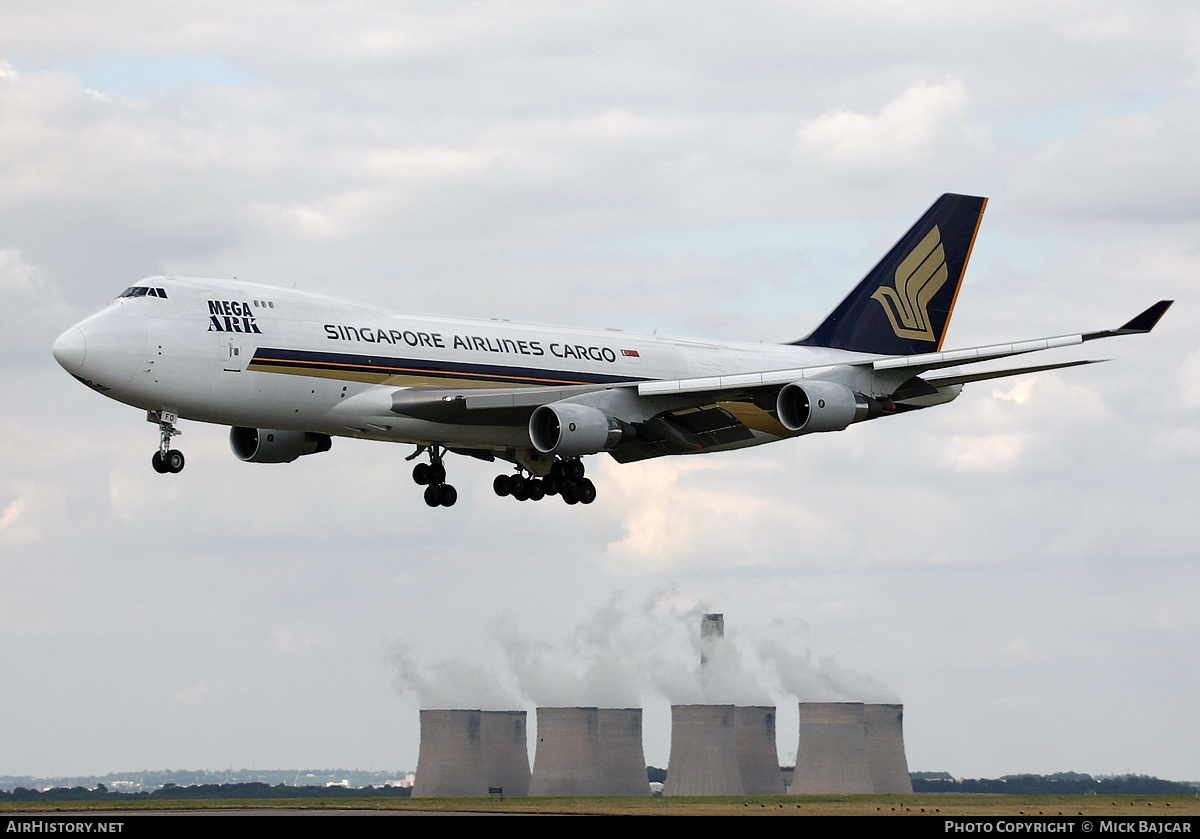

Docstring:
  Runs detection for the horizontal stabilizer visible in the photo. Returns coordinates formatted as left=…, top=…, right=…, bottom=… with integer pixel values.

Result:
left=924, top=359, right=1105, bottom=388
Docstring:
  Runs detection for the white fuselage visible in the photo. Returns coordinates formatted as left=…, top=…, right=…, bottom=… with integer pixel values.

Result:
left=54, top=276, right=870, bottom=452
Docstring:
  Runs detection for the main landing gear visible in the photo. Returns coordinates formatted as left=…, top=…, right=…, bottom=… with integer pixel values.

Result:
left=493, top=457, right=596, bottom=505
left=149, top=411, right=185, bottom=474
left=411, top=447, right=457, bottom=507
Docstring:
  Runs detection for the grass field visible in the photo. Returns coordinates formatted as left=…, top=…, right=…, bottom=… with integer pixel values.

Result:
left=4, top=795, right=1199, bottom=816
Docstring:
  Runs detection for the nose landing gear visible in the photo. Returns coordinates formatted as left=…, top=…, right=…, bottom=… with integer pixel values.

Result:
left=149, top=410, right=184, bottom=474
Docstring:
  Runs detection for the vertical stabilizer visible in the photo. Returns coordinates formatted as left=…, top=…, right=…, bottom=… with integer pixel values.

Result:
left=796, top=194, right=987, bottom=355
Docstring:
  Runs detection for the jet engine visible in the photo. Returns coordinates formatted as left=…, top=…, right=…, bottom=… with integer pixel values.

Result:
left=775, top=380, right=867, bottom=433
left=229, top=427, right=333, bottom=463
left=529, top=402, right=624, bottom=457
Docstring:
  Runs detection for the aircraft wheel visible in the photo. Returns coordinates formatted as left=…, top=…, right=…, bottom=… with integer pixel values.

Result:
left=151, top=451, right=169, bottom=473
left=511, top=481, right=529, bottom=502
left=423, top=485, right=441, bottom=507
left=542, top=476, right=560, bottom=496
left=527, top=479, right=545, bottom=501
left=166, top=450, right=185, bottom=473
left=428, top=462, right=446, bottom=485
left=413, top=463, right=430, bottom=485
left=438, top=484, right=458, bottom=507
left=563, top=458, right=585, bottom=481
left=560, top=484, right=579, bottom=505
left=493, top=475, right=511, bottom=496
left=576, top=478, right=596, bottom=504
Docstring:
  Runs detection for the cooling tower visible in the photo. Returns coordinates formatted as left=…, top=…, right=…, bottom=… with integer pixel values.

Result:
left=864, top=703, right=912, bottom=793
left=528, top=707, right=607, bottom=796
left=480, top=710, right=531, bottom=797
left=734, top=705, right=785, bottom=795
left=793, top=701, right=873, bottom=794
left=411, top=709, right=487, bottom=797
left=663, top=704, right=744, bottom=796
left=598, top=708, right=651, bottom=796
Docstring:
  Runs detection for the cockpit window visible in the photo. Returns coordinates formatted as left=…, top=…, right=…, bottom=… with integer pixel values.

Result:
left=118, top=286, right=168, bottom=299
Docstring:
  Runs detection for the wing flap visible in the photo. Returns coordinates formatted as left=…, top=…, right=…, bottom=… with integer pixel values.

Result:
left=637, top=365, right=840, bottom=397
left=390, top=382, right=629, bottom=423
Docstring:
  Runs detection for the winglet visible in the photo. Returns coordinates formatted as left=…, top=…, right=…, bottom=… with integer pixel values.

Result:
left=1083, top=300, right=1173, bottom=341
left=1117, top=300, right=1173, bottom=333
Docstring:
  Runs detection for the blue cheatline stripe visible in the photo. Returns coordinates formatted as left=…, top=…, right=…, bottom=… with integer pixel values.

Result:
left=248, top=347, right=648, bottom=387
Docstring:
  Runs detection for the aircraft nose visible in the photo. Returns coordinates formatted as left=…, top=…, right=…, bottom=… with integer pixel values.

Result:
left=52, top=326, right=87, bottom=374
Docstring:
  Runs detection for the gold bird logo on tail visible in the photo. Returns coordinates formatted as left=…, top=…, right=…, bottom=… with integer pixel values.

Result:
left=871, top=226, right=948, bottom=342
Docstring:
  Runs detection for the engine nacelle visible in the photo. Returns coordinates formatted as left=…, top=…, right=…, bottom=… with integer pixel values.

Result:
left=776, top=380, right=866, bottom=433
left=229, top=427, right=333, bottom=463
left=529, top=403, right=623, bottom=457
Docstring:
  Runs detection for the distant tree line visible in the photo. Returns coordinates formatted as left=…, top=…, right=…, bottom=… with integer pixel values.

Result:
left=1, top=783, right=412, bottom=803
left=912, top=773, right=1196, bottom=796
left=1, top=768, right=403, bottom=792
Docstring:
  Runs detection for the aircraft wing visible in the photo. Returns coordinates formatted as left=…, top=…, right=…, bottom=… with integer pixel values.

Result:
left=638, top=300, right=1172, bottom=398
left=869, top=300, right=1172, bottom=376
left=386, top=300, right=1171, bottom=462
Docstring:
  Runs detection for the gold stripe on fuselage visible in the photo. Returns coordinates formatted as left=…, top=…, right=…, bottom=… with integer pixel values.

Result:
left=246, top=359, right=608, bottom=389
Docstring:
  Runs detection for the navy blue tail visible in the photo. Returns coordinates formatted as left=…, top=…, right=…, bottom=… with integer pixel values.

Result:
left=795, top=193, right=987, bottom=355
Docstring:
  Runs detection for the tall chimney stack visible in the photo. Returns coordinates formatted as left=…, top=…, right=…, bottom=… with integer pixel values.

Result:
left=700, top=613, right=724, bottom=666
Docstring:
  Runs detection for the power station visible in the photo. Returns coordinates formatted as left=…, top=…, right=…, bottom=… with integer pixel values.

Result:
left=409, top=616, right=912, bottom=796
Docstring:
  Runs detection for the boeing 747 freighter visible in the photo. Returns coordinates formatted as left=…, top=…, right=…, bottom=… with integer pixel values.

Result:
left=52, top=194, right=1171, bottom=508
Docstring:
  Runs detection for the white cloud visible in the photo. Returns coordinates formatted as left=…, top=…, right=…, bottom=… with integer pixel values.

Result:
left=599, top=457, right=832, bottom=574
left=1013, top=96, right=1200, bottom=219
left=795, top=79, right=979, bottom=181
left=1180, top=350, right=1200, bottom=409
left=0, top=486, right=55, bottom=545
left=172, top=676, right=232, bottom=706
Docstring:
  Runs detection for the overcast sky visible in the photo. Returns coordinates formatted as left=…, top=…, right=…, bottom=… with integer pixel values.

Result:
left=2, top=1, right=1198, bottom=783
